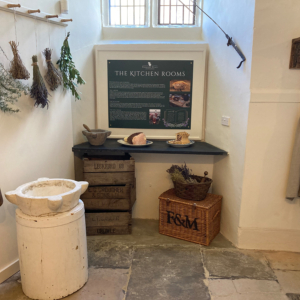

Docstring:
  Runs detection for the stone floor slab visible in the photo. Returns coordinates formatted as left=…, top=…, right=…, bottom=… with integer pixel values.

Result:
left=87, top=241, right=134, bottom=269
left=208, top=279, right=236, bottom=296
left=203, top=249, right=276, bottom=280
left=87, top=219, right=233, bottom=248
left=233, top=279, right=282, bottom=293
left=126, top=245, right=210, bottom=300
left=213, top=294, right=288, bottom=300
left=275, top=270, right=300, bottom=294
left=65, top=267, right=129, bottom=300
left=286, top=294, right=300, bottom=300
left=0, top=272, right=29, bottom=300
left=263, top=251, right=300, bottom=271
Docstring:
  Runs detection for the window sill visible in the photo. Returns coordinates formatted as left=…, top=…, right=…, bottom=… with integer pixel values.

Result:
left=101, top=26, right=203, bottom=42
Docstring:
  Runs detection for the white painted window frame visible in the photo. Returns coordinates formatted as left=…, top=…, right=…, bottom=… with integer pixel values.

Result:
left=101, top=0, right=201, bottom=29
left=102, top=0, right=151, bottom=28
left=152, top=0, right=201, bottom=28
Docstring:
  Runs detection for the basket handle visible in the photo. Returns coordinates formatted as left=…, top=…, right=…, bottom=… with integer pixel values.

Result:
left=212, top=210, right=221, bottom=221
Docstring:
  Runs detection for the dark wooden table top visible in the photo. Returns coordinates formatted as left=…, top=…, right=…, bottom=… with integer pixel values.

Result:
left=72, top=139, right=227, bottom=157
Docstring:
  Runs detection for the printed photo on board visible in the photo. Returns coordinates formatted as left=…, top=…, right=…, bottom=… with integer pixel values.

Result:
left=170, top=80, right=191, bottom=92
left=149, top=109, right=161, bottom=125
left=169, top=94, right=191, bottom=108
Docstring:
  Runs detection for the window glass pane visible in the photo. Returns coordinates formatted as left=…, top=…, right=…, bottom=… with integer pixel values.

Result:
left=128, top=6, right=134, bottom=25
left=135, top=6, right=141, bottom=25
left=163, top=5, right=170, bottom=24
left=176, top=5, right=183, bottom=24
left=121, top=7, right=128, bottom=24
left=170, top=6, right=176, bottom=24
left=110, top=7, right=121, bottom=25
left=111, top=0, right=121, bottom=6
left=158, top=0, right=195, bottom=25
left=184, top=6, right=193, bottom=24
left=139, top=7, right=145, bottom=25
left=109, top=0, right=146, bottom=26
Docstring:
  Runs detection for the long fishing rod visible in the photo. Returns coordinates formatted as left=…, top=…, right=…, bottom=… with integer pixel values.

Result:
left=178, top=0, right=246, bottom=68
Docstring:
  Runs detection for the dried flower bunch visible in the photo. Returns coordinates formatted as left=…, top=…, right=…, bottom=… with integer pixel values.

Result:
left=30, top=55, right=50, bottom=108
left=43, top=48, right=62, bottom=91
left=57, top=32, right=85, bottom=100
left=0, top=63, right=29, bottom=113
left=9, top=41, right=30, bottom=80
left=167, top=163, right=198, bottom=184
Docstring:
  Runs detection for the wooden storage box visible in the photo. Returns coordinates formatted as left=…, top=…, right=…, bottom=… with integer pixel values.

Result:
left=82, top=155, right=135, bottom=235
left=83, top=156, right=135, bottom=186
left=85, top=211, right=132, bottom=236
left=81, top=183, right=136, bottom=211
left=159, top=189, right=222, bottom=246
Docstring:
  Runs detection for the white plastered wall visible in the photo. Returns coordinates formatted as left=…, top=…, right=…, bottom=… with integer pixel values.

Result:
left=70, top=2, right=215, bottom=220
left=0, top=0, right=74, bottom=283
left=238, top=0, right=300, bottom=252
left=202, top=0, right=255, bottom=245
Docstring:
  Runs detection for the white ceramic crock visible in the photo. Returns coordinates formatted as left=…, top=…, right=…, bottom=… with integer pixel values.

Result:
left=5, top=178, right=88, bottom=216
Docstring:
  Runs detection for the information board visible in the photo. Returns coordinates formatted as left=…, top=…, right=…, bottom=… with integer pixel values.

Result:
left=107, top=60, right=193, bottom=130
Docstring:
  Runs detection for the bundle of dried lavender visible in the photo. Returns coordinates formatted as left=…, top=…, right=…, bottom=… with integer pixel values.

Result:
left=43, top=48, right=62, bottom=91
left=9, top=41, right=30, bottom=80
left=30, top=55, right=50, bottom=108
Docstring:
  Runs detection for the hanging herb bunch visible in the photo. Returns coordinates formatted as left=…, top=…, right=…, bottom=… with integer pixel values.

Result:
left=43, top=48, right=62, bottom=91
left=30, top=55, right=50, bottom=108
left=0, top=62, right=29, bottom=113
left=57, top=32, right=85, bottom=100
left=9, top=41, right=30, bottom=80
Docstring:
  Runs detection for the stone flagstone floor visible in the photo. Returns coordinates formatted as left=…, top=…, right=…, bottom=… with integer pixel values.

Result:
left=1, top=219, right=300, bottom=300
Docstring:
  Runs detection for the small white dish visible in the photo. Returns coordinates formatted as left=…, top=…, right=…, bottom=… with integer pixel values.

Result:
left=166, top=140, right=195, bottom=148
left=117, top=139, right=153, bottom=147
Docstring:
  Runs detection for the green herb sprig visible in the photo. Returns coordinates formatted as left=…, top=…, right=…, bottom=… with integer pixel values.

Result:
left=57, top=32, right=85, bottom=100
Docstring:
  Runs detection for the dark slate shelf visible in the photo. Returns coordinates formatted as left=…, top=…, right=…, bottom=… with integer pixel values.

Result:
left=72, top=139, right=227, bottom=157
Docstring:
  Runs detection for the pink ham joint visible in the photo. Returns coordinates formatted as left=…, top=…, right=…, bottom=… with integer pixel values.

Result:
left=132, top=133, right=147, bottom=145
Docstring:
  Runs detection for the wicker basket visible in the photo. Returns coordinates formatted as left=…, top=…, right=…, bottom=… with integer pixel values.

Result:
left=159, top=189, right=222, bottom=246
left=173, top=175, right=212, bottom=201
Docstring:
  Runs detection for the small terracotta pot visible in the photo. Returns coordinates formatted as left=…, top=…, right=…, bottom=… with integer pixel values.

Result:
left=82, top=129, right=111, bottom=146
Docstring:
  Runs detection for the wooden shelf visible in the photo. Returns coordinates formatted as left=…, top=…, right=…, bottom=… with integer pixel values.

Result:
left=72, top=139, right=227, bottom=157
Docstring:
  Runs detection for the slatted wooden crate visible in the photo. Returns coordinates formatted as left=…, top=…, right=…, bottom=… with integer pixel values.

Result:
left=83, top=156, right=135, bottom=186
left=82, top=155, right=135, bottom=235
left=81, top=183, right=136, bottom=211
left=85, top=211, right=132, bottom=235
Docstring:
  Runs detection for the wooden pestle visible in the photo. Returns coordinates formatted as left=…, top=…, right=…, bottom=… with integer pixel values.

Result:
left=200, top=171, right=208, bottom=183
left=83, top=124, right=92, bottom=132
